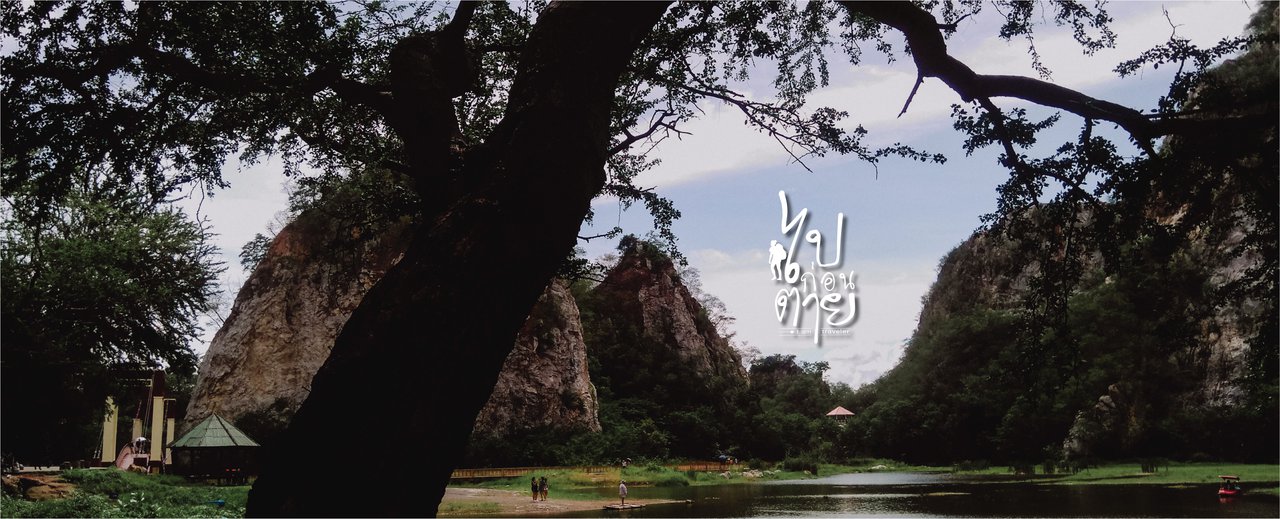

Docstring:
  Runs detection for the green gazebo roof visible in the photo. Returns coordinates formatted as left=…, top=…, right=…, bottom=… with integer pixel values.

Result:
left=170, top=414, right=260, bottom=448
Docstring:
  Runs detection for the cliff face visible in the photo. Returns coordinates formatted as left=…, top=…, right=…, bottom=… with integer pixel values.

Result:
left=1172, top=211, right=1264, bottom=407
left=592, top=241, right=747, bottom=385
left=185, top=212, right=411, bottom=438
left=571, top=239, right=748, bottom=459
left=472, top=279, right=601, bottom=437
left=914, top=231, right=1036, bottom=330
left=185, top=211, right=599, bottom=441
left=898, top=197, right=1269, bottom=461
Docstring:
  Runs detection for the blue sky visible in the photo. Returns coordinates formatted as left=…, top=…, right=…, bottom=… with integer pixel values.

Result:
left=182, top=2, right=1257, bottom=387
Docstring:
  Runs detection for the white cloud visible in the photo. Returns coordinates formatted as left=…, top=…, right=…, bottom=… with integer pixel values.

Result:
left=172, top=1, right=1255, bottom=373
left=635, top=2, right=1254, bottom=188
left=634, top=102, right=796, bottom=188
left=954, top=1, right=1254, bottom=92
left=687, top=247, right=934, bottom=387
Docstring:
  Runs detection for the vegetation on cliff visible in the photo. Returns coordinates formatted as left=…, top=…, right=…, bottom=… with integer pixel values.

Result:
left=843, top=5, right=1278, bottom=467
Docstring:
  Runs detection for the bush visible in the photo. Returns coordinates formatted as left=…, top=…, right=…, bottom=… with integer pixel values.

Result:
left=1139, top=458, right=1169, bottom=473
left=1188, top=452, right=1216, bottom=463
left=782, top=455, right=819, bottom=475
left=648, top=471, right=691, bottom=487
left=747, top=458, right=772, bottom=470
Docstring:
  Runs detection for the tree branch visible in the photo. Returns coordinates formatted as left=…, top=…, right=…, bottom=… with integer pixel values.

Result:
left=647, top=73, right=822, bottom=171
left=977, top=97, right=1101, bottom=207
left=608, top=109, right=689, bottom=156
left=898, top=71, right=924, bottom=118
left=442, top=1, right=479, bottom=40
left=839, top=1, right=1200, bottom=152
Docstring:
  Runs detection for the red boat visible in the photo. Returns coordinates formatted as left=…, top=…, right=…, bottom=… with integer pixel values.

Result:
left=1218, top=475, right=1243, bottom=498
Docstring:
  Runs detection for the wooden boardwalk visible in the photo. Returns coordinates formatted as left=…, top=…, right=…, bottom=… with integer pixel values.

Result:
left=450, top=461, right=739, bottom=479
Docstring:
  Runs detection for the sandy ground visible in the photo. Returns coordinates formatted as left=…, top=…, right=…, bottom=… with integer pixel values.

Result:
left=439, top=487, right=680, bottom=516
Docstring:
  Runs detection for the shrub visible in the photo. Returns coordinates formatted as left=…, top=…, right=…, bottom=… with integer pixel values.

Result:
left=648, top=471, right=691, bottom=487
left=782, top=455, right=819, bottom=475
left=1139, top=458, right=1169, bottom=473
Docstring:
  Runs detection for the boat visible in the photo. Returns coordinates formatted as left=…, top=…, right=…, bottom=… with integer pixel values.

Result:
left=1217, top=475, right=1243, bottom=498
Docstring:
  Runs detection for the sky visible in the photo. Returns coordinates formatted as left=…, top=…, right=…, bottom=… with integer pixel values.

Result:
left=178, top=1, right=1258, bottom=388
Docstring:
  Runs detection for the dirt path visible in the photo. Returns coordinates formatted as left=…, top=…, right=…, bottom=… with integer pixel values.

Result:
left=439, top=487, right=681, bottom=516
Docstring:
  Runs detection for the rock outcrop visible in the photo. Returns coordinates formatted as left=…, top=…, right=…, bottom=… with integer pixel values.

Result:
left=585, top=238, right=747, bottom=397
left=185, top=210, right=600, bottom=442
left=185, top=211, right=412, bottom=440
left=472, top=279, right=600, bottom=437
left=596, top=240, right=746, bottom=383
left=906, top=197, right=1269, bottom=461
left=914, top=230, right=1038, bottom=329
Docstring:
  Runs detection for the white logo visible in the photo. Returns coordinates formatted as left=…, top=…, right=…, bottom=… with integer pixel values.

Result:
left=771, top=191, right=857, bottom=345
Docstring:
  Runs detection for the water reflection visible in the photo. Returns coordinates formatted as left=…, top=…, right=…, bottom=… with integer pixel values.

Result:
left=553, top=472, right=1279, bottom=518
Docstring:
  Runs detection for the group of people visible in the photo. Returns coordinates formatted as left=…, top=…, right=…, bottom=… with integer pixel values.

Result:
left=530, top=476, right=549, bottom=501
left=525, top=474, right=627, bottom=506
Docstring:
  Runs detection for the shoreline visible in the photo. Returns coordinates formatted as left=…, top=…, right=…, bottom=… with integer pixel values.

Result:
left=438, top=487, right=682, bottom=517
left=441, top=461, right=1280, bottom=516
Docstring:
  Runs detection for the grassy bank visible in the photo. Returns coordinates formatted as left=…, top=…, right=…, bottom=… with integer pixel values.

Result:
left=6, top=461, right=1274, bottom=517
left=1050, top=462, right=1279, bottom=485
left=1, top=469, right=248, bottom=518
left=451, top=460, right=1280, bottom=495
left=947, top=461, right=1280, bottom=494
left=449, top=458, right=930, bottom=496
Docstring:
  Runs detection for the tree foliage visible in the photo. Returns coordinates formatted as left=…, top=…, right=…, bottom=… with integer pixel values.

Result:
left=1, top=185, right=221, bottom=463
left=845, top=10, right=1279, bottom=463
left=3, top=0, right=1275, bottom=512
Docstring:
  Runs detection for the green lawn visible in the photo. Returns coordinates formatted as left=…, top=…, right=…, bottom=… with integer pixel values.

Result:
left=450, top=458, right=942, bottom=494
left=453, top=460, right=1280, bottom=494
left=946, top=461, right=1280, bottom=494
left=437, top=500, right=502, bottom=514
left=1049, top=462, right=1280, bottom=486
left=8, top=461, right=1275, bottom=518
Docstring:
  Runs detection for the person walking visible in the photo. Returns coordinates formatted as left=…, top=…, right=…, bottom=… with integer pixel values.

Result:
left=531, top=477, right=538, bottom=501
left=618, top=480, right=628, bottom=506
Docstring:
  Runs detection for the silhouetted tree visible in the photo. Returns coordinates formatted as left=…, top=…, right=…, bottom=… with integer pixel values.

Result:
left=4, top=1, right=1272, bottom=515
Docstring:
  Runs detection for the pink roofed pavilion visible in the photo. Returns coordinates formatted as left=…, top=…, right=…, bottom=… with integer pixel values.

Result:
left=826, top=406, right=855, bottom=422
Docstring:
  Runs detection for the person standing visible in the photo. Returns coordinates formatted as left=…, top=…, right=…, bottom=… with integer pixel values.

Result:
left=618, top=480, right=628, bottom=506
left=531, top=477, right=538, bottom=501
left=539, top=476, right=548, bottom=501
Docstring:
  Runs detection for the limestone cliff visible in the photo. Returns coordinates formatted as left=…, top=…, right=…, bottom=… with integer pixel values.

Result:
left=582, top=238, right=747, bottom=409
left=185, top=210, right=600, bottom=442
left=472, top=279, right=600, bottom=437
left=901, top=194, right=1270, bottom=461
left=185, top=211, right=412, bottom=440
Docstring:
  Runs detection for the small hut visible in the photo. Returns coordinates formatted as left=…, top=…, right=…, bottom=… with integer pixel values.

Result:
left=826, top=406, right=855, bottom=423
left=169, top=414, right=259, bottom=481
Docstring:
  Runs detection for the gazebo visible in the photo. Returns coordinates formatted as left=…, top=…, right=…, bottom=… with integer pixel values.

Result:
left=168, top=414, right=260, bottom=481
left=826, top=406, right=855, bottom=423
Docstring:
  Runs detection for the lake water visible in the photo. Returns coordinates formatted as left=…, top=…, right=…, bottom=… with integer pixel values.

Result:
left=561, top=472, right=1279, bottom=517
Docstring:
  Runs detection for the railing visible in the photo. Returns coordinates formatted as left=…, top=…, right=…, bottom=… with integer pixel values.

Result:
left=450, top=461, right=739, bottom=479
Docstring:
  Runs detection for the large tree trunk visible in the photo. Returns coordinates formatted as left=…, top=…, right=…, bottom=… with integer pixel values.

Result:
left=245, top=3, right=670, bottom=517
